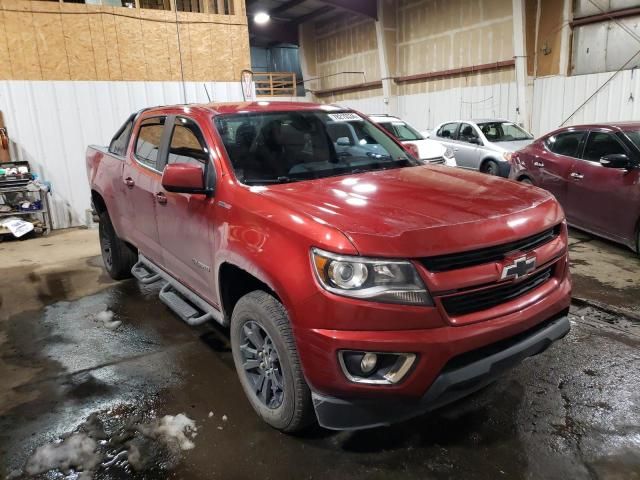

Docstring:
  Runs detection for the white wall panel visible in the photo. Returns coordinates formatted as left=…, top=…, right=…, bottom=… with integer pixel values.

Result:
left=0, top=80, right=244, bottom=229
left=531, top=69, right=640, bottom=137
left=331, top=82, right=518, bottom=131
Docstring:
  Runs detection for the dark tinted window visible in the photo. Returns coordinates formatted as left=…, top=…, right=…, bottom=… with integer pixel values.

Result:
left=109, top=116, right=134, bottom=157
left=437, top=122, right=458, bottom=139
left=214, top=111, right=418, bottom=185
left=135, top=116, right=166, bottom=171
left=168, top=117, right=209, bottom=168
left=546, top=131, right=584, bottom=157
left=458, top=123, right=480, bottom=143
left=583, top=132, right=626, bottom=162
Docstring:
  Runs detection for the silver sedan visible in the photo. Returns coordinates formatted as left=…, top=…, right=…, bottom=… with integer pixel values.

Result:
left=429, top=119, right=534, bottom=176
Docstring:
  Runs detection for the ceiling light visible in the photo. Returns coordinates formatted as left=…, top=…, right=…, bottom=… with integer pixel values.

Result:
left=254, top=12, right=270, bottom=24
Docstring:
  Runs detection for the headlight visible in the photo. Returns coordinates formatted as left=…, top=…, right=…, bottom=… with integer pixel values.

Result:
left=444, top=147, right=454, bottom=159
left=311, top=248, right=433, bottom=305
left=502, top=151, right=513, bottom=162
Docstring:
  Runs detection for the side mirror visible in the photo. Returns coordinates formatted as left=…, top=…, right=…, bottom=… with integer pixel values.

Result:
left=336, top=136, right=352, bottom=146
left=469, top=137, right=481, bottom=145
left=600, top=153, right=630, bottom=169
left=162, top=163, right=209, bottom=194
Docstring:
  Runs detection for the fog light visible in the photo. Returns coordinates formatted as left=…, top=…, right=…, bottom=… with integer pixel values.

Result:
left=360, top=353, right=378, bottom=373
left=338, top=350, right=416, bottom=385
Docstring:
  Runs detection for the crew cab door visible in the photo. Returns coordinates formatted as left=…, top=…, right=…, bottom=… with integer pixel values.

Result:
left=123, top=115, right=169, bottom=263
left=535, top=130, right=586, bottom=207
left=567, top=130, right=639, bottom=242
left=155, top=116, right=217, bottom=304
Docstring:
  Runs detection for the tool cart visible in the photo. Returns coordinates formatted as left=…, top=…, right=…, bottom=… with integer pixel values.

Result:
left=0, top=161, right=53, bottom=238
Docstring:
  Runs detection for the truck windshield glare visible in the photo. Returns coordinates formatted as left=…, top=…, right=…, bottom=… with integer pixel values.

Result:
left=214, top=111, right=419, bottom=185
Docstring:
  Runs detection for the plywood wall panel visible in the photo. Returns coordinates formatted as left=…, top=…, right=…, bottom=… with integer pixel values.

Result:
left=31, top=1, right=69, bottom=80
left=101, top=7, right=123, bottom=81
left=87, top=5, right=110, bottom=81
left=0, top=1, right=250, bottom=82
left=61, top=3, right=97, bottom=80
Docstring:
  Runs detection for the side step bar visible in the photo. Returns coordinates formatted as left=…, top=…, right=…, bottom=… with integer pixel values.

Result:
left=131, top=254, right=226, bottom=327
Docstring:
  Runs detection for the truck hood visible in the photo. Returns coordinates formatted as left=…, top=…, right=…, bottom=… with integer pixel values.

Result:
left=258, top=165, right=563, bottom=257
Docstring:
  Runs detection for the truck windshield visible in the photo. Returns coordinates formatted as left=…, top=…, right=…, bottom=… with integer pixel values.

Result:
left=477, top=122, right=533, bottom=142
left=214, top=111, right=419, bottom=185
left=377, top=121, right=423, bottom=141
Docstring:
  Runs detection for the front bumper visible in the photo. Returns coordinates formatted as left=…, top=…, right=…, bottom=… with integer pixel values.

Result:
left=312, top=313, right=570, bottom=430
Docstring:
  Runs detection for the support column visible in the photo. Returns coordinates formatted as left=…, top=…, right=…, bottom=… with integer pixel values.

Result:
left=298, top=23, right=318, bottom=101
left=512, top=0, right=531, bottom=129
left=558, top=0, right=572, bottom=75
left=375, top=0, right=397, bottom=115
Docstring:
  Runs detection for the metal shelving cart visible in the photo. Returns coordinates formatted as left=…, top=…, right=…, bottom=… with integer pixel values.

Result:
left=0, top=161, right=53, bottom=237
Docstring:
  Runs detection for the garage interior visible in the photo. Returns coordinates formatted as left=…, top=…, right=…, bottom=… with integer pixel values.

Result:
left=0, top=0, right=639, bottom=479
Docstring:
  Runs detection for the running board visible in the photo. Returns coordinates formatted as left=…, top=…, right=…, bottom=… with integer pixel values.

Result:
left=131, top=253, right=226, bottom=327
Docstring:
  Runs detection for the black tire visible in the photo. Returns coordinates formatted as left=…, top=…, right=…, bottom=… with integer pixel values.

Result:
left=98, top=211, right=137, bottom=280
left=230, top=291, right=314, bottom=433
left=481, top=159, right=500, bottom=176
left=519, top=177, right=534, bottom=186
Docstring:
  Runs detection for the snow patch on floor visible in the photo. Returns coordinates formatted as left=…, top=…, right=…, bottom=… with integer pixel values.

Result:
left=24, top=433, right=101, bottom=477
left=138, top=414, right=198, bottom=451
left=95, top=309, right=122, bottom=330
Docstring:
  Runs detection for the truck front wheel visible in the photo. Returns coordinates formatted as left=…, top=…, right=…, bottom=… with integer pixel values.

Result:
left=230, top=291, right=314, bottom=432
left=98, top=211, right=137, bottom=280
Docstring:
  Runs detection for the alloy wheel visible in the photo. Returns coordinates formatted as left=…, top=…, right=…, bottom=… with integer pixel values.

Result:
left=239, top=320, right=285, bottom=409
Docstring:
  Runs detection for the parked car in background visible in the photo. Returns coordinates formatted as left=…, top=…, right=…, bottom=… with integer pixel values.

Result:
left=368, top=115, right=457, bottom=167
left=327, top=113, right=456, bottom=166
left=510, top=123, right=640, bottom=253
left=87, top=102, right=571, bottom=432
left=430, top=119, right=534, bottom=176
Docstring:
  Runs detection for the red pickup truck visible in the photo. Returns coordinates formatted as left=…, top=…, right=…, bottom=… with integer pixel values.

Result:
left=86, top=102, right=571, bottom=432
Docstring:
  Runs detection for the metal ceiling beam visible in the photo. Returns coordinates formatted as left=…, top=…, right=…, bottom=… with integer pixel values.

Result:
left=293, top=5, right=334, bottom=24
left=317, top=0, right=377, bottom=19
left=271, top=0, right=308, bottom=15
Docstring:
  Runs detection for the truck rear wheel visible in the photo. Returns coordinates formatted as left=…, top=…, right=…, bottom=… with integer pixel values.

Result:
left=98, top=211, right=137, bottom=280
left=230, top=291, right=314, bottom=433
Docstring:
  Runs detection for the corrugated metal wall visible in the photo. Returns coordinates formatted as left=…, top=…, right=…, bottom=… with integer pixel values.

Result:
left=0, top=80, right=245, bottom=229
left=531, top=68, right=640, bottom=136
left=333, top=81, right=518, bottom=131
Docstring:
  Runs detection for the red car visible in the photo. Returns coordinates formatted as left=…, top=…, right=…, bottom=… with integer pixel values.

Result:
left=86, top=102, right=571, bottom=432
left=510, top=123, right=640, bottom=253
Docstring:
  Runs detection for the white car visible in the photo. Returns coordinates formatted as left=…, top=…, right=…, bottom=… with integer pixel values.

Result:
left=368, top=115, right=457, bottom=167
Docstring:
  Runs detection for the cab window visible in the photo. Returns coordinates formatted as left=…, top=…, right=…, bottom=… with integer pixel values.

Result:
left=458, top=123, right=480, bottom=143
left=437, top=122, right=458, bottom=139
left=582, top=132, right=626, bottom=162
left=167, top=117, right=210, bottom=168
left=546, top=131, right=585, bottom=158
left=134, top=116, right=167, bottom=171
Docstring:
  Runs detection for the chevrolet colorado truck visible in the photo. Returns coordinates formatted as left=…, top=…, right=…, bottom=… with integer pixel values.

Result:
left=86, top=102, right=571, bottom=432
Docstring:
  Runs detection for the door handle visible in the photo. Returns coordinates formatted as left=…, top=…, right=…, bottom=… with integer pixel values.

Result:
left=124, top=177, right=135, bottom=188
left=155, top=192, right=167, bottom=205
left=570, top=172, right=584, bottom=180
left=533, top=161, right=544, bottom=168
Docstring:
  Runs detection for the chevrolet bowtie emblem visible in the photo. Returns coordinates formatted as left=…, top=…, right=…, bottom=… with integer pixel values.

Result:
left=501, top=256, right=536, bottom=280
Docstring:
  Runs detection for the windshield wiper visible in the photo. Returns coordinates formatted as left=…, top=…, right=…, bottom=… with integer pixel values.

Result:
left=243, top=176, right=298, bottom=185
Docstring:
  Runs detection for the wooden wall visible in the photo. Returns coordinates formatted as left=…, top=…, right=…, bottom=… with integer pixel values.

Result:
left=0, top=0, right=250, bottom=81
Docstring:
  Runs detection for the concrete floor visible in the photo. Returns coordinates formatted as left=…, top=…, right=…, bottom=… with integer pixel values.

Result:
left=0, top=229, right=639, bottom=479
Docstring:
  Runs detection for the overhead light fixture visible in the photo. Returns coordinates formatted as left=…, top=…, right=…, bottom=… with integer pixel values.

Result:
left=254, top=12, right=270, bottom=24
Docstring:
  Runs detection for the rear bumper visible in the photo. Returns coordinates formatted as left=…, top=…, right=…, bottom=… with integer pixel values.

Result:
left=312, top=313, right=570, bottom=430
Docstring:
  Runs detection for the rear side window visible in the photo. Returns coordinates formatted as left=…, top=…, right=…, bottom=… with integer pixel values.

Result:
left=167, top=117, right=210, bottom=168
left=546, top=131, right=584, bottom=158
left=109, top=116, right=134, bottom=157
left=135, top=117, right=167, bottom=171
left=437, top=123, right=458, bottom=139
left=582, top=132, right=626, bottom=162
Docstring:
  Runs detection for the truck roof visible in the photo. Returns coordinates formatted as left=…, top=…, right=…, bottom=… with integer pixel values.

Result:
left=142, top=101, right=346, bottom=116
